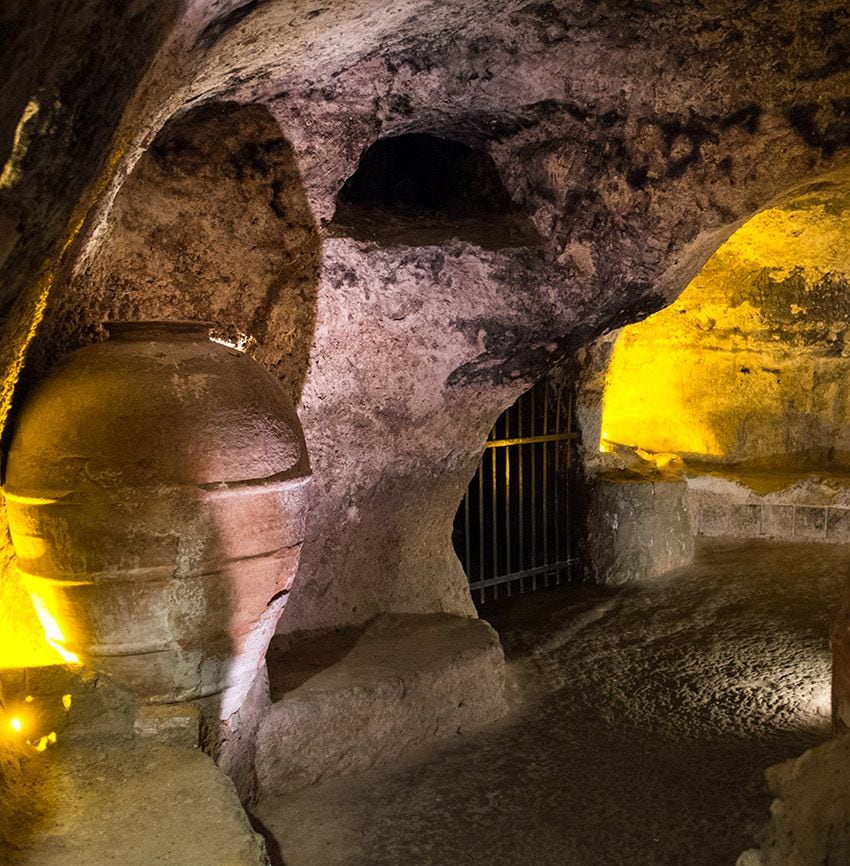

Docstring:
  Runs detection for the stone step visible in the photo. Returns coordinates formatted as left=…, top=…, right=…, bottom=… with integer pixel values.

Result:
left=255, top=613, right=507, bottom=796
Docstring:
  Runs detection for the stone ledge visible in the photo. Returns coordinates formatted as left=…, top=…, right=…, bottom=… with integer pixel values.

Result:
left=691, top=498, right=850, bottom=543
left=255, top=613, right=507, bottom=796
left=686, top=472, right=850, bottom=543
left=0, top=743, right=267, bottom=865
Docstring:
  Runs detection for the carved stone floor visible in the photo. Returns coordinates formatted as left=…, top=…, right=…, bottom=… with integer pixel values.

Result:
left=253, top=539, right=847, bottom=866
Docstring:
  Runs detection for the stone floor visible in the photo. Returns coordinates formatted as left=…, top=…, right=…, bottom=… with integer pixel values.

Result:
left=2, top=743, right=267, bottom=865
left=253, top=539, right=847, bottom=866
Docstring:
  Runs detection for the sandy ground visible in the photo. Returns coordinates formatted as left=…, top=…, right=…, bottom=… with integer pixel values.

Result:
left=253, top=538, right=847, bottom=866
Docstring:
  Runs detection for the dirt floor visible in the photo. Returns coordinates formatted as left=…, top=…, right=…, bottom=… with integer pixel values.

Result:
left=253, top=538, right=847, bottom=866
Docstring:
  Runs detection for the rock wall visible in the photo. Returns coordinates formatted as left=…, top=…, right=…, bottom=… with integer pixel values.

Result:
left=586, top=475, right=694, bottom=584
left=600, top=185, right=850, bottom=468
left=1, top=1, right=849, bottom=643
left=739, top=734, right=850, bottom=866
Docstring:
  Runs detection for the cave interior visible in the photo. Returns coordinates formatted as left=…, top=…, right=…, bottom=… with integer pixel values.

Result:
left=1, top=1, right=850, bottom=864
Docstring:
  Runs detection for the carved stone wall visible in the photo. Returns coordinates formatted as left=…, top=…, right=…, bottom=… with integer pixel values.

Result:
left=0, top=0, right=848, bottom=641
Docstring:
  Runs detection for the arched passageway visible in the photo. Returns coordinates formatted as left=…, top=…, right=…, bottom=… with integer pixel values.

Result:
left=575, top=177, right=850, bottom=578
left=599, top=179, right=850, bottom=472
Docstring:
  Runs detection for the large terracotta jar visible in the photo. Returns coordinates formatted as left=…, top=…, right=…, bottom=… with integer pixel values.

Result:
left=4, top=321, right=310, bottom=715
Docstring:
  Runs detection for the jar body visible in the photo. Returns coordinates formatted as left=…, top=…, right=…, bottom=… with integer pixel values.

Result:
left=4, top=322, right=310, bottom=711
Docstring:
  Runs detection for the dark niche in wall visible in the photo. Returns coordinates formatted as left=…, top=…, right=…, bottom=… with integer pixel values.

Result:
left=330, top=133, right=541, bottom=249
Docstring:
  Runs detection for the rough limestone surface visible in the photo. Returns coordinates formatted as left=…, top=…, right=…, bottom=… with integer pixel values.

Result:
left=597, top=187, right=850, bottom=467
left=0, top=1, right=848, bottom=642
left=133, top=702, right=201, bottom=750
left=738, top=734, right=850, bottom=866
left=255, top=613, right=507, bottom=795
left=1, top=744, right=268, bottom=866
left=1, top=664, right=267, bottom=864
left=586, top=474, right=694, bottom=584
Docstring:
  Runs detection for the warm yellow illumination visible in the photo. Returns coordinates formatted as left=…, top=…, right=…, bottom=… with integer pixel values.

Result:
left=0, top=99, right=40, bottom=190
left=0, top=100, right=118, bottom=675
left=0, top=563, right=70, bottom=669
left=28, top=591, right=80, bottom=665
left=5, top=698, right=62, bottom=752
left=62, top=694, right=72, bottom=711
left=600, top=194, right=850, bottom=464
left=601, top=326, right=726, bottom=458
left=29, top=731, right=57, bottom=752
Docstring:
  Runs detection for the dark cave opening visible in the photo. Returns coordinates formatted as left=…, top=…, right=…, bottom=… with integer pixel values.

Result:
left=330, top=133, right=541, bottom=248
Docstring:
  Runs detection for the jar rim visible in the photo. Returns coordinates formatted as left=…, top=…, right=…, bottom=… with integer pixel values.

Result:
left=104, top=320, right=214, bottom=340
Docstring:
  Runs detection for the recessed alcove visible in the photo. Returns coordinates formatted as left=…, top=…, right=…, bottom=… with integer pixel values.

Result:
left=329, top=133, right=541, bottom=248
left=568, top=179, right=850, bottom=594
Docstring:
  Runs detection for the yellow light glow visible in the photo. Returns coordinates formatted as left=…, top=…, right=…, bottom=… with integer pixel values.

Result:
left=29, top=731, right=57, bottom=752
left=10, top=717, right=22, bottom=733
left=0, top=565, right=70, bottom=669
left=28, top=592, right=79, bottom=665
left=600, top=196, right=850, bottom=463
left=0, top=99, right=40, bottom=190
left=62, top=694, right=72, bottom=711
left=600, top=324, right=726, bottom=458
left=0, top=108, right=106, bottom=674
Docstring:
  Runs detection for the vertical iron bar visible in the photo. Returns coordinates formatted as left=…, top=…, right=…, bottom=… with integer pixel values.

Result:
left=491, top=442, right=498, bottom=598
left=478, top=451, right=485, bottom=605
left=463, top=486, right=472, bottom=586
left=542, top=384, right=550, bottom=587
left=554, top=383, right=562, bottom=585
left=505, top=401, right=512, bottom=597
left=518, top=389, right=524, bottom=595
left=566, top=388, right=573, bottom=580
left=530, top=387, right=537, bottom=592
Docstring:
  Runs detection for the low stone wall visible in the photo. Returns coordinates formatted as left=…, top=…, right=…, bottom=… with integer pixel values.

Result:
left=687, top=474, right=850, bottom=543
left=584, top=469, right=850, bottom=588
left=255, top=613, right=507, bottom=796
left=586, top=473, right=694, bottom=584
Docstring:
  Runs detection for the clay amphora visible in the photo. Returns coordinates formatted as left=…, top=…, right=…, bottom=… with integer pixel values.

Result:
left=4, top=321, right=310, bottom=714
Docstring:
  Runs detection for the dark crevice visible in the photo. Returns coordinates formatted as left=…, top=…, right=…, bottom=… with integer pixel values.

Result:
left=195, top=0, right=264, bottom=50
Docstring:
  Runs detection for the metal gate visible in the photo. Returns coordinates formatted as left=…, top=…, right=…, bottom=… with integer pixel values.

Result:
left=453, top=374, right=580, bottom=604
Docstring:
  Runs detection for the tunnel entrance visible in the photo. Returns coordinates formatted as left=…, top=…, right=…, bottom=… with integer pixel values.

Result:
left=330, top=132, right=541, bottom=248
left=453, top=371, right=582, bottom=604
left=581, top=178, right=850, bottom=573
left=598, top=179, right=850, bottom=475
